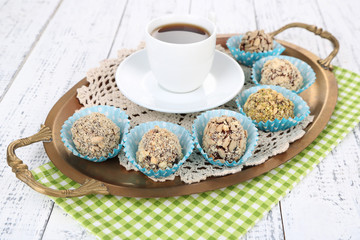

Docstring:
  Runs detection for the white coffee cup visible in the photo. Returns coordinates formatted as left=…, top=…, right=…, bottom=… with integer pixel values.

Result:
left=145, top=15, right=216, bottom=93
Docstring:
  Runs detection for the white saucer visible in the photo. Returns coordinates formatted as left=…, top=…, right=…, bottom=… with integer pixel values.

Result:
left=115, top=49, right=244, bottom=113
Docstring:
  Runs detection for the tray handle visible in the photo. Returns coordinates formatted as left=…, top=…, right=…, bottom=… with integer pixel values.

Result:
left=6, top=125, right=110, bottom=197
left=269, top=22, right=339, bottom=70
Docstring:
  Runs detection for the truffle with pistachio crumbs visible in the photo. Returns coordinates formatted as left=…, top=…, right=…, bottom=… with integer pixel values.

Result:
left=243, top=88, right=294, bottom=123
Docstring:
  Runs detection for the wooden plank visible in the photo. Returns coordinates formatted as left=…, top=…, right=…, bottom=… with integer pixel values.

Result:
left=254, top=0, right=360, bottom=239
left=190, top=0, right=257, bottom=34
left=42, top=205, right=96, bottom=240
left=281, top=133, right=360, bottom=239
left=108, top=0, right=191, bottom=57
left=0, top=0, right=62, bottom=100
left=0, top=0, right=127, bottom=239
left=191, top=1, right=284, bottom=239
left=242, top=204, right=285, bottom=240
left=0, top=0, right=9, bottom=10
left=316, top=0, right=360, bottom=73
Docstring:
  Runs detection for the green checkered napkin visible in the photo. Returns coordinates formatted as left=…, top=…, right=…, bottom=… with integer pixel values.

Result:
left=32, top=67, right=360, bottom=239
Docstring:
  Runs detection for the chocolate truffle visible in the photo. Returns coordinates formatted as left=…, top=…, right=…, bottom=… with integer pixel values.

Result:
left=203, top=116, right=247, bottom=163
left=260, top=58, right=303, bottom=91
left=71, top=112, right=120, bottom=159
left=244, top=88, right=295, bottom=122
left=239, top=30, right=274, bottom=53
left=136, top=126, right=183, bottom=171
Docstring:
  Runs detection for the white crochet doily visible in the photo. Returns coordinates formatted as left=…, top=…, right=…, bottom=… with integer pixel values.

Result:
left=76, top=44, right=314, bottom=184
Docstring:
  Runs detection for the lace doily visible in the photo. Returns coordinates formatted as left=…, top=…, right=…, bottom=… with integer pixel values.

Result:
left=77, top=44, right=314, bottom=184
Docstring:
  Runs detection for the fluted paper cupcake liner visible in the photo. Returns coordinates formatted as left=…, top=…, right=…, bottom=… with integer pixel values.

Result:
left=60, top=105, right=130, bottom=162
left=251, top=55, right=316, bottom=94
left=192, top=109, right=258, bottom=167
left=123, top=121, right=194, bottom=178
left=226, top=35, right=285, bottom=67
left=236, top=85, right=310, bottom=132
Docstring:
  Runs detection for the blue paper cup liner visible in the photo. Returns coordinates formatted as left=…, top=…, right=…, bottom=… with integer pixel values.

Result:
left=60, top=105, right=130, bottom=162
left=251, top=55, right=316, bottom=94
left=192, top=109, right=259, bottom=167
left=236, top=85, right=310, bottom=132
left=123, top=121, right=194, bottom=178
left=226, top=35, right=285, bottom=67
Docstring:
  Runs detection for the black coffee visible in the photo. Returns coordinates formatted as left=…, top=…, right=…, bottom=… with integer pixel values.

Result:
left=151, top=23, right=210, bottom=44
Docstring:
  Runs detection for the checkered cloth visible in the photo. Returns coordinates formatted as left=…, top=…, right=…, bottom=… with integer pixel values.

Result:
left=32, top=66, right=360, bottom=239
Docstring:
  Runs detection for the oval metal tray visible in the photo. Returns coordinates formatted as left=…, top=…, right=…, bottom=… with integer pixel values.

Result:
left=38, top=35, right=337, bottom=198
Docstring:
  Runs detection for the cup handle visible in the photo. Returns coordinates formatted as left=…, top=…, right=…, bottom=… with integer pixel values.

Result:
left=7, top=124, right=110, bottom=197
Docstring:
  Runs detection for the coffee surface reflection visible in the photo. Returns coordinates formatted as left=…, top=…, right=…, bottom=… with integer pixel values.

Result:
left=151, top=23, right=210, bottom=44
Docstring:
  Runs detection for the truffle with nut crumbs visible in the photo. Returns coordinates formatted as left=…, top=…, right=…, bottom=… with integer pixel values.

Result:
left=71, top=112, right=120, bottom=159
left=244, top=88, right=295, bottom=123
left=136, top=126, right=183, bottom=171
left=239, top=30, right=274, bottom=53
left=260, top=58, right=303, bottom=91
left=203, top=116, right=247, bottom=163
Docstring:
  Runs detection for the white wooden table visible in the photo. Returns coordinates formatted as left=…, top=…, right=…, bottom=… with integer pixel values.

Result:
left=1, top=0, right=360, bottom=239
